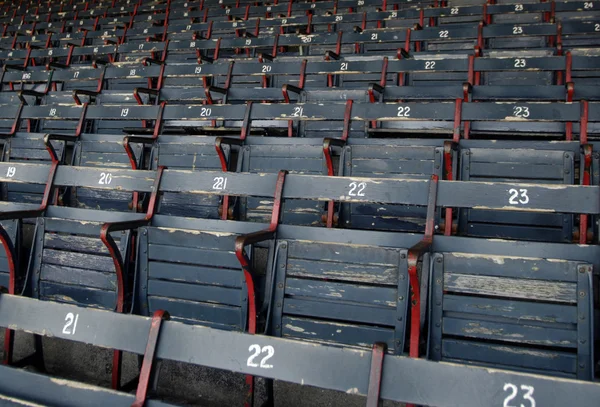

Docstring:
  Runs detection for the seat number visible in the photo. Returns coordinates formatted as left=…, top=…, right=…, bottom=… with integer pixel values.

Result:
left=508, top=188, right=529, bottom=205
left=513, top=26, right=523, bottom=34
left=336, top=15, right=343, bottom=22
left=595, top=23, right=600, bottom=32
left=195, top=67, right=202, bottom=74
left=514, top=59, right=526, bottom=68
left=514, top=4, right=523, bottom=11
left=301, top=36, right=312, bottom=43
left=99, top=172, right=113, bottom=185
left=340, top=62, right=348, bottom=71
left=348, top=181, right=366, bottom=197
left=450, top=7, right=459, bottom=14
left=503, top=383, right=535, bottom=407
left=262, top=65, right=272, bottom=73
left=513, top=106, right=530, bottom=118
left=212, top=176, right=228, bottom=190
left=425, top=61, right=435, bottom=70
left=200, top=107, right=212, bottom=117
left=584, top=2, right=593, bottom=9
left=6, top=167, right=16, bottom=178
left=62, top=312, right=80, bottom=335
left=247, top=344, right=274, bottom=369
left=439, top=30, right=449, bottom=38
left=22, top=73, right=31, bottom=80
left=397, top=106, right=411, bottom=117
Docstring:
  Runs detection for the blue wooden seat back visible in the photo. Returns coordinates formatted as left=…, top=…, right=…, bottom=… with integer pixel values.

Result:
left=269, top=236, right=410, bottom=354
left=428, top=250, right=594, bottom=380
left=459, top=147, right=574, bottom=242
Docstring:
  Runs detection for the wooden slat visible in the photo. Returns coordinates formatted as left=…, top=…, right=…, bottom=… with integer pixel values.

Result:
left=283, top=297, right=396, bottom=326
left=286, top=258, right=398, bottom=285
left=288, top=240, right=400, bottom=266
left=285, top=278, right=397, bottom=307
left=42, top=249, right=115, bottom=273
left=443, top=317, right=578, bottom=348
left=148, top=279, right=243, bottom=307
left=443, top=294, right=577, bottom=324
left=44, top=233, right=110, bottom=255
left=39, top=281, right=115, bottom=310
left=148, top=227, right=237, bottom=251
left=148, top=296, right=241, bottom=328
left=281, top=316, right=395, bottom=349
left=41, top=264, right=116, bottom=291
left=444, top=254, right=578, bottom=282
left=442, top=339, right=576, bottom=374
left=148, top=244, right=240, bottom=269
left=148, top=261, right=242, bottom=288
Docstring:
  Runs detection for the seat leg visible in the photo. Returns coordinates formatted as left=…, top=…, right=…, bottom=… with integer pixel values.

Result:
left=260, top=378, right=274, bottom=407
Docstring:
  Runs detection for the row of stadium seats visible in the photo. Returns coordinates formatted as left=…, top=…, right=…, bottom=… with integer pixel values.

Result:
left=0, top=0, right=598, bottom=406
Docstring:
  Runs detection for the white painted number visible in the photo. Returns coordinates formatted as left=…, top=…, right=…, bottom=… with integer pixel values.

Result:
left=397, top=106, right=411, bottom=117
left=245, top=39, right=251, bottom=46
left=503, top=383, right=535, bottom=407
left=340, top=62, right=348, bottom=71
left=513, top=106, right=530, bottom=118
left=6, top=167, right=15, bottom=178
left=508, top=188, right=529, bottom=205
left=439, top=30, right=449, bottom=38
left=62, top=312, right=79, bottom=335
left=301, top=36, right=312, bottom=43
left=121, top=108, right=129, bottom=117
left=513, top=26, right=523, bottom=34
left=129, top=69, right=136, bottom=76
left=291, top=107, right=304, bottom=117
left=425, top=61, right=435, bottom=70
left=200, top=107, right=212, bottom=117
left=247, top=344, right=274, bottom=369
left=450, top=7, right=459, bottom=14
left=336, top=15, right=343, bottom=22
left=515, top=3, right=523, bottom=11
left=348, top=182, right=366, bottom=197
left=584, top=2, right=593, bottom=9
left=195, top=66, right=202, bottom=74
left=99, top=172, right=112, bottom=185
left=262, top=65, right=272, bottom=73
left=49, top=109, right=56, bottom=117
left=22, top=72, right=31, bottom=80
left=595, top=23, right=600, bottom=32
left=371, top=33, right=378, bottom=40
left=514, top=58, right=526, bottom=68
left=212, top=176, right=228, bottom=190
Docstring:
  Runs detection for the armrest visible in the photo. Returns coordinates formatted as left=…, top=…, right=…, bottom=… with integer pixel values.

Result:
left=44, top=133, right=77, bottom=162
left=198, top=55, right=214, bottom=64
left=205, top=85, right=227, bottom=104
left=258, top=53, right=274, bottom=62
left=325, top=50, right=340, bottom=60
left=17, top=89, right=45, bottom=104
left=92, top=59, right=108, bottom=68
left=99, top=167, right=165, bottom=309
left=406, top=174, right=438, bottom=358
left=123, top=135, right=156, bottom=170
left=46, top=62, right=70, bottom=69
left=133, top=87, right=160, bottom=105
left=215, top=136, right=244, bottom=171
left=397, top=48, right=410, bottom=59
left=282, top=83, right=303, bottom=102
left=72, top=89, right=99, bottom=105
left=142, top=57, right=164, bottom=66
